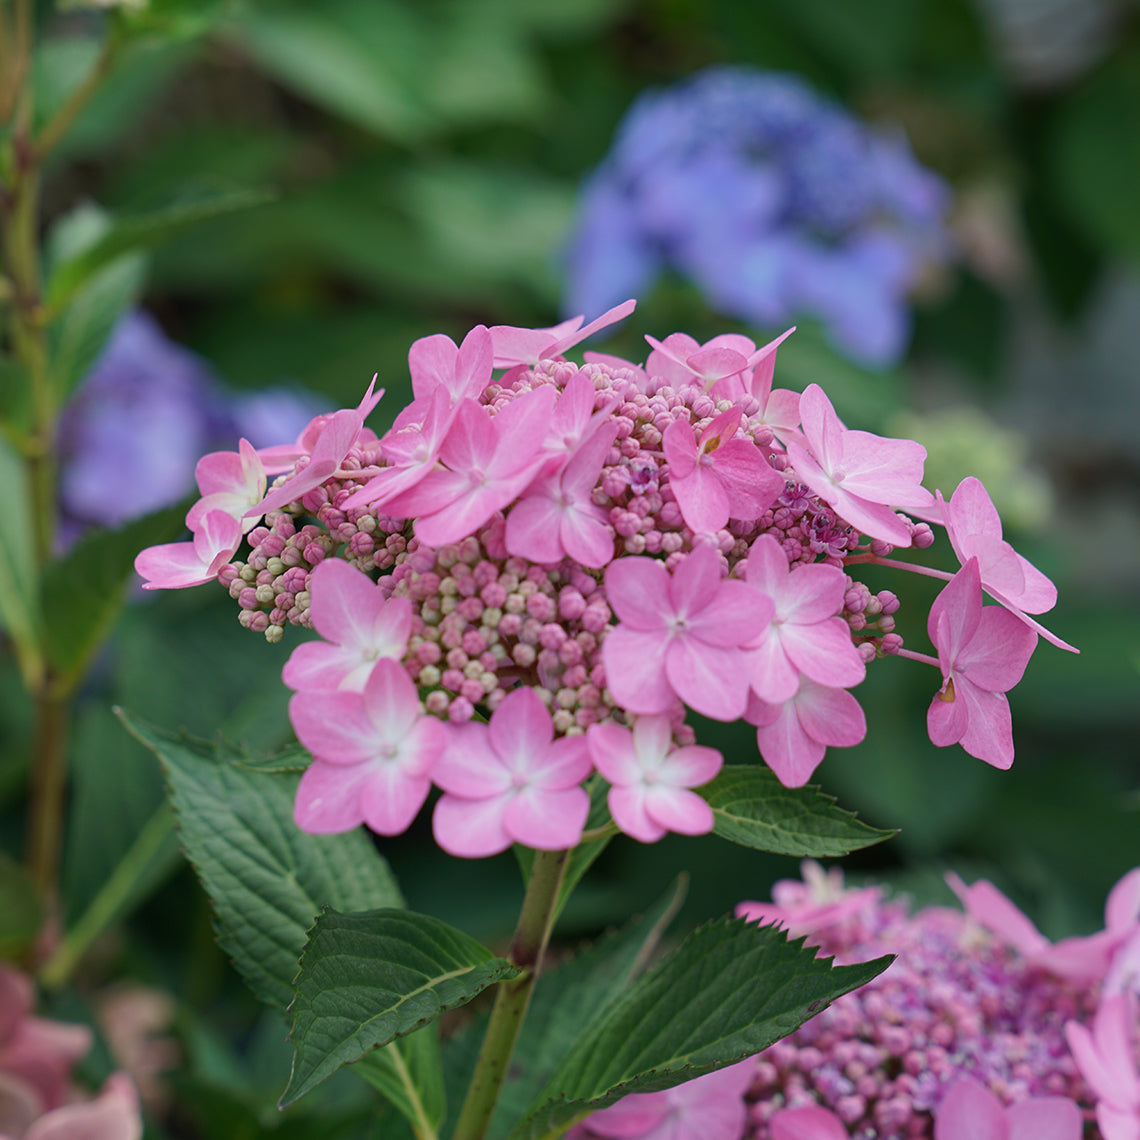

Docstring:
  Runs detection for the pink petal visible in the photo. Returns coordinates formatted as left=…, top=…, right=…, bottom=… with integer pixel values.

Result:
left=1107, top=869, right=1140, bottom=933
left=433, top=723, right=511, bottom=798
left=1096, top=1104, right=1140, bottom=1140
left=782, top=562, right=847, bottom=624
left=710, top=439, right=784, bottom=519
left=644, top=785, right=714, bottom=836
left=933, top=1077, right=1007, bottom=1140
left=505, top=494, right=566, bottom=564
left=1007, top=1098, right=1082, bottom=1140
left=957, top=682, right=1015, bottom=769
left=666, top=639, right=751, bottom=720
left=24, top=1074, right=141, bottom=1140
left=308, top=560, right=410, bottom=652
left=433, top=793, right=513, bottom=858
left=605, top=557, right=672, bottom=630
left=928, top=560, right=984, bottom=668
left=795, top=682, right=866, bottom=748
left=782, top=619, right=866, bottom=691
left=135, top=511, right=241, bottom=590
left=957, top=607, right=1037, bottom=692
left=657, top=742, right=723, bottom=789
left=945, top=872, right=1049, bottom=955
left=582, top=1092, right=670, bottom=1138
left=745, top=534, right=789, bottom=597
left=770, top=1104, right=850, bottom=1140
left=798, top=384, right=845, bottom=473
left=747, top=327, right=796, bottom=400
left=755, top=705, right=827, bottom=787
left=837, top=429, right=932, bottom=508
left=289, top=691, right=377, bottom=765
left=294, top=760, right=367, bottom=833
left=588, top=722, right=642, bottom=786
left=1091, top=994, right=1140, bottom=1101
left=670, top=465, right=732, bottom=533
left=532, top=735, right=594, bottom=790
left=662, top=419, right=698, bottom=480
left=548, top=299, right=636, bottom=358
left=488, top=688, right=554, bottom=770
left=560, top=506, right=615, bottom=569
left=504, top=785, right=590, bottom=850
left=437, top=399, right=497, bottom=474
left=748, top=636, right=801, bottom=704
left=360, top=767, right=432, bottom=836
left=362, top=658, right=422, bottom=741
left=282, top=641, right=378, bottom=693
left=927, top=688, right=969, bottom=748
left=608, top=786, right=666, bottom=843
left=602, top=627, right=676, bottom=715
left=687, top=345, right=750, bottom=381
left=669, top=544, right=725, bottom=622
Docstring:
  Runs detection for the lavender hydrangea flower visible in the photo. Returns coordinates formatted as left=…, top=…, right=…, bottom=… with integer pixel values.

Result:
left=564, top=67, right=951, bottom=368
left=57, top=311, right=325, bottom=546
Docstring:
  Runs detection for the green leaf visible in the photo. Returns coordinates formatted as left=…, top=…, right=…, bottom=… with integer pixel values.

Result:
left=40, top=503, right=186, bottom=689
left=508, top=919, right=891, bottom=1140
left=45, top=187, right=276, bottom=313
left=118, top=710, right=403, bottom=1008
left=117, top=712, right=443, bottom=1134
left=0, top=436, right=42, bottom=687
left=0, top=854, right=42, bottom=957
left=699, top=765, right=895, bottom=857
left=281, top=908, right=520, bottom=1108
left=486, top=878, right=686, bottom=1137
left=354, top=1028, right=445, bottom=1140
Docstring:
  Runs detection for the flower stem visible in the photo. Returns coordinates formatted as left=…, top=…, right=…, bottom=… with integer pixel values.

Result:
left=451, top=848, right=569, bottom=1140
left=845, top=552, right=954, bottom=583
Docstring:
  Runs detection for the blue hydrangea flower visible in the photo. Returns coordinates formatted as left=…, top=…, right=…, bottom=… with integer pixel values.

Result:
left=564, top=67, right=951, bottom=368
left=57, top=311, right=324, bottom=545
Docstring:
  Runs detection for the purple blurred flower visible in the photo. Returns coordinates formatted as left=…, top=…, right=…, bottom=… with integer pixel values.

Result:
left=56, top=311, right=325, bottom=545
left=564, top=68, right=951, bottom=368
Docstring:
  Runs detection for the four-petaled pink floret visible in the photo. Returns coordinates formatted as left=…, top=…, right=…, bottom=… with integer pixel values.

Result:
left=587, top=714, right=722, bottom=843
left=432, top=688, right=592, bottom=858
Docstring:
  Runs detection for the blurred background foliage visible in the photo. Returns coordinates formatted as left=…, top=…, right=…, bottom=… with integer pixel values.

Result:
left=3, top=0, right=1140, bottom=1134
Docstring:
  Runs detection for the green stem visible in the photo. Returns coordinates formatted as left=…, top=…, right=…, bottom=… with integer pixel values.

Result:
left=451, top=848, right=569, bottom=1140
left=24, top=688, right=69, bottom=909
left=39, top=804, right=175, bottom=989
left=36, top=32, right=118, bottom=161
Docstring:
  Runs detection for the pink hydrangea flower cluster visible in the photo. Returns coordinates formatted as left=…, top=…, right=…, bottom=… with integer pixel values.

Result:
left=570, top=862, right=1140, bottom=1140
left=135, top=302, right=1074, bottom=854
left=0, top=963, right=141, bottom=1140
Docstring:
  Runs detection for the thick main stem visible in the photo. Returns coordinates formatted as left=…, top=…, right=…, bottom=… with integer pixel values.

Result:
left=452, top=848, right=569, bottom=1140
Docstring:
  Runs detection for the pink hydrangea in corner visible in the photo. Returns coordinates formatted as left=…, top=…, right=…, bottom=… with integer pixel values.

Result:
left=136, top=299, right=1075, bottom=852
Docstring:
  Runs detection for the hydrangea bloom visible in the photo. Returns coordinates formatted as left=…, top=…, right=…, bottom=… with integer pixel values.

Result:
left=563, top=68, right=950, bottom=368
left=572, top=861, right=1137, bottom=1139
left=136, top=303, right=1070, bottom=852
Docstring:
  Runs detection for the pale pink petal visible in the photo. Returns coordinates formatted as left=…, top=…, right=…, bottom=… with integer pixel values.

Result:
left=795, top=682, right=866, bottom=748
left=945, top=872, right=1049, bottom=955
left=782, top=619, right=866, bottom=691
left=643, top=785, right=714, bottom=836
left=433, top=723, right=511, bottom=798
left=755, top=705, right=827, bottom=787
left=782, top=562, right=847, bottom=624
left=957, top=607, right=1037, bottom=692
left=669, top=544, right=726, bottom=621
left=432, top=793, right=513, bottom=858
left=488, top=688, right=554, bottom=769
left=798, top=384, right=845, bottom=473
left=957, top=683, right=1015, bottom=769
left=928, top=560, right=984, bottom=668
left=656, top=742, right=723, bottom=789
left=711, top=439, right=783, bottom=519
left=837, top=429, right=932, bottom=508
left=135, top=510, right=241, bottom=590
left=608, top=786, right=666, bottom=843
left=362, top=658, right=422, bottom=741
left=748, top=635, right=801, bottom=704
left=437, top=399, right=496, bottom=474
left=360, top=767, right=432, bottom=836
left=548, top=299, right=636, bottom=358
left=531, top=735, right=593, bottom=790
left=671, top=466, right=731, bottom=533
left=746, top=327, right=797, bottom=401
left=933, top=1077, right=1007, bottom=1140
left=24, top=1074, right=141, bottom=1140
left=506, top=494, right=567, bottom=564
left=281, top=641, right=378, bottom=694
left=0, top=964, right=33, bottom=1037
left=1107, top=869, right=1140, bottom=932
left=666, top=639, right=750, bottom=720
left=770, top=1104, right=850, bottom=1140
left=745, top=534, right=790, bottom=597
left=288, top=691, right=377, bottom=765
left=560, top=507, right=615, bottom=569
left=661, top=419, right=698, bottom=480
left=605, top=558, right=671, bottom=630
left=581, top=1092, right=669, bottom=1137
left=308, top=560, right=408, bottom=651
left=602, top=626, right=676, bottom=715
left=1091, top=994, right=1140, bottom=1101
left=483, top=386, right=558, bottom=478
left=408, top=333, right=458, bottom=401
left=1007, top=1098, right=1082, bottom=1140
left=1097, top=1104, right=1140, bottom=1140
left=588, top=723, right=643, bottom=786
left=504, top=785, right=590, bottom=850
left=294, top=760, right=367, bottom=833
left=687, top=345, right=750, bottom=381
left=927, top=690, right=969, bottom=748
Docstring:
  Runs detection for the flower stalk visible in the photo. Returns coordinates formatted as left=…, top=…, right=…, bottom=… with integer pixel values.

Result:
left=452, top=847, right=570, bottom=1140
